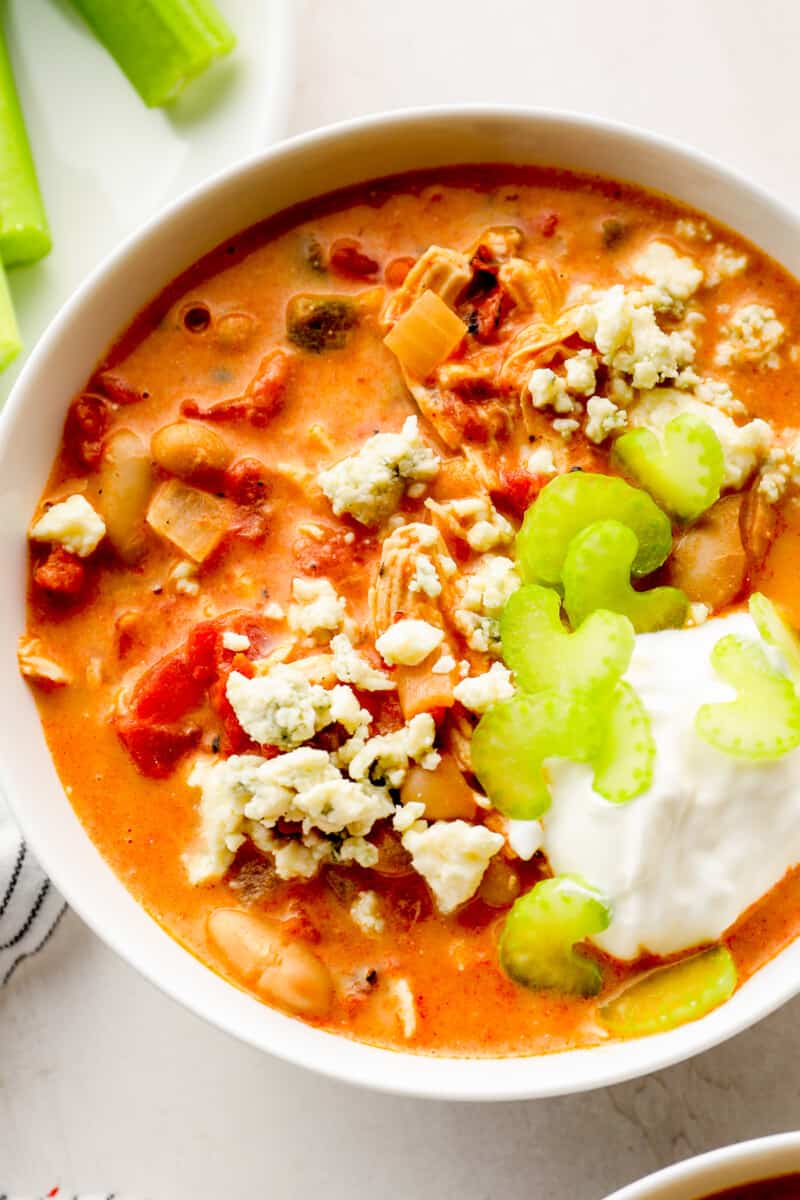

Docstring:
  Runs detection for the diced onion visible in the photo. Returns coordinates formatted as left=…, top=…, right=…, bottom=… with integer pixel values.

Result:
left=384, top=289, right=465, bottom=379
left=146, top=477, right=232, bottom=562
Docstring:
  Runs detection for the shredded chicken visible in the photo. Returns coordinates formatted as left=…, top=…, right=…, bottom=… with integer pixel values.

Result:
left=370, top=522, right=456, bottom=639
left=501, top=308, right=583, bottom=390
left=383, top=245, right=471, bottom=326
left=444, top=708, right=476, bottom=775
left=499, top=258, right=565, bottom=318
left=17, top=635, right=70, bottom=689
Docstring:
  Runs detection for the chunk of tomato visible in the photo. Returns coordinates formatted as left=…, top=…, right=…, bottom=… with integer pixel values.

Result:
left=116, top=715, right=201, bottom=778
left=131, top=653, right=205, bottom=723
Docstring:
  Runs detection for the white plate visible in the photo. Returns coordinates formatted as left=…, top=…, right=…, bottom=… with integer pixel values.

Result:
left=0, top=0, right=294, bottom=405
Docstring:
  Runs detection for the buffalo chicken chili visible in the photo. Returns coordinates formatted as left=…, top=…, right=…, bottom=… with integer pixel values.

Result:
left=20, top=166, right=800, bottom=1055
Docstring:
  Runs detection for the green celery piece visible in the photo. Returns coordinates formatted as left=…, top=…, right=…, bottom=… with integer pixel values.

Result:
left=612, top=414, right=724, bottom=523
left=516, top=472, right=672, bottom=585
left=499, top=875, right=611, bottom=997
left=599, top=947, right=737, bottom=1037
left=0, top=260, right=21, bottom=370
left=500, top=584, right=634, bottom=696
left=563, top=520, right=688, bottom=633
left=71, top=0, right=237, bottom=108
left=592, top=682, right=655, bottom=803
left=749, top=592, right=800, bottom=687
left=471, top=691, right=602, bottom=819
left=0, top=24, right=50, bottom=266
left=696, top=634, right=800, bottom=760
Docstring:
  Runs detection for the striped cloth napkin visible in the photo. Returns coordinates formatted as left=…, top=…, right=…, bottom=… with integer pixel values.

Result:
left=0, top=790, right=66, bottom=987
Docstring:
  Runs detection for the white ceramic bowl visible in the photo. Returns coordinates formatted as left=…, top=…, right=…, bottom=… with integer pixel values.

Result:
left=604, top=1133, right=800, bottom=1200
left=3, top=107, right=800, bottom=1101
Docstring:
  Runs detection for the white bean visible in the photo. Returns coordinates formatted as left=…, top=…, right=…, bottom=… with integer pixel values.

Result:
left=208, top=909, right=333, bottom=1018
left=151, top=421, right=232, bottom=479
left=97, top=429, right=152, bottom=563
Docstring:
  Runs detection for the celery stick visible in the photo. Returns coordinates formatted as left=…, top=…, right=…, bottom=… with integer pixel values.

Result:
left=71, top=0, right=237, bottom=108
left=0, top=24, right=51, bottom=266
left=0, top=260, right=21, bottom=371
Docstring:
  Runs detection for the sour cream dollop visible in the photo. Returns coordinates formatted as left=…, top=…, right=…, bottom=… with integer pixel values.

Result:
left=542, top=611, right=800, bottom=960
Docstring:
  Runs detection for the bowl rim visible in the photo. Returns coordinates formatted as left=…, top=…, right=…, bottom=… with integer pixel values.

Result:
left=603, top=1132, right=800, bottom=1200
left=5, top=104, right=800, bottom=1102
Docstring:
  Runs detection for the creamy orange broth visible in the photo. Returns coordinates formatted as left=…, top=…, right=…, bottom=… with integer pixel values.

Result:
left=21, top=167, right=800, bottom=1056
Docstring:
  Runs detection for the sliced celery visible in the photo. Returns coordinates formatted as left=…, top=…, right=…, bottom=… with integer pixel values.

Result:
left=0, top=25, right=50, bottom=266
left=563, top=520, right=688, bottom=633
left=71, top=0, right=237, bottom=108
left=471, top=692, right=602, bottom=820
left=696, top=634, right=800, bottom=760
left=592, top=682, right=655, bottom=804
left=599, top=947, right=737, bottom=1037
left=499, top=875, right=611, bottom=996
left=516, top=472, right=672, bottom=586
left=500, top=584, right=634, bottom=697
left=0, top=260, right=21, bottom=370
left=749, top=592, right=800, bottom=688
left=612, top=414, right=724, bottom=523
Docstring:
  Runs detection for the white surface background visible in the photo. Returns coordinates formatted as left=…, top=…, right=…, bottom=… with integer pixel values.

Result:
left=5, top=0, right=800, bottom=1194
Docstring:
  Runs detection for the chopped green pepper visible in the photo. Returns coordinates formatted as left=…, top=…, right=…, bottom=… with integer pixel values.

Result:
left=286, top=294, right=358, bottom=353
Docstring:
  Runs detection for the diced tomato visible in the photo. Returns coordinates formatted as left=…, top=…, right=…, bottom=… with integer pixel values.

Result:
left=329, top=238, right=379, bottom=280
left=181, top=396, right=247, bottom=423
left=461, top=414, right=490, bottom=443
left=224, top=457, right=270, bottom=505
left=181, top=349, right=291, bottom=427
left=185, top=622, right=221, bottom=686
left=538, top=211, right=559, bottom=238
left=358, top=689, right=404, bottom=736
left=63, top=393, right=109, bottom=469
left=292, top=528, right=376, bottom=585
left=468, top=287, right=512, bottom=344
left=116, top=715, right=201, bottom=778
left=33, top=546, right=86, bottom=598
left=493, top=468, right=547, bottom=517
left=384, top=256, right=415, bottom=288
left=131, top=652, right=206, bottom=723
left=470, top=244, right=499, bottom=272
left=95, top=371, right=143, bottom=405
left=247, top=349, right=291, bottom=427
left=119, top=615, right=279, bottom=775
left=231, top=507, right=269, bottom=543
left=115, top=610, right=140, bottom=659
